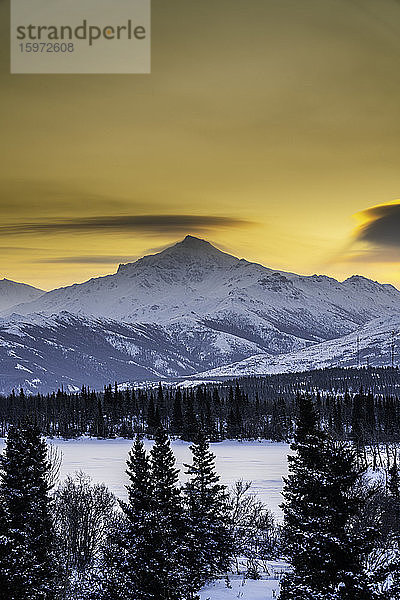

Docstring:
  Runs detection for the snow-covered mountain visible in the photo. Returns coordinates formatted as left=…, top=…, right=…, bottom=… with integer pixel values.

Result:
left=0, top=311, right=270, bottom=393
left=1, top=235, right=399, bottom=392
left=0, top=279, right=44, bottom=311
left=195, top=315, right=400, bottom=378
left=4, top=235, right=400, bottom=348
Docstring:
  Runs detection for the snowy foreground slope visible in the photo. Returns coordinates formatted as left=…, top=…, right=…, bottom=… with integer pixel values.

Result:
left=0, top=236, right=399, bottom=392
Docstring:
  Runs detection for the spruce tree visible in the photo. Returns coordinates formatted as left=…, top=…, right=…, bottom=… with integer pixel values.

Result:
left=157, top=383, right=165, bottom=425
left=280, top=395, right=381, bottom=600
left=146, top=395, right=161, bottom=435
left=172, top=390, right=184, bottom=435
left=104, top=430, right=187, bottom=599
left=183, top=432, right=233, bottom=596
left=102, top=435, right=154, bottom=599
left=150, top=426, right=186, bottom=599
left=0, top=424, right=62, bottom=600
left=182, top=395, right=198, bottom=442
left=0, top=492, right=11, bottom=599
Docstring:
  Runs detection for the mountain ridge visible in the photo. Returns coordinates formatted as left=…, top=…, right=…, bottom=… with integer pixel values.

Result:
left=0, top=236, right=399, bottom=392
left=0, top=278, right=45, bottom=312
left=3, top=236, right=399, bottom=325
left=193, top=314, right=400, bottom=378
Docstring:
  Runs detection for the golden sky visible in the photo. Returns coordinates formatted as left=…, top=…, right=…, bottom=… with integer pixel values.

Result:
left=0, top=0, right=400, bottom=290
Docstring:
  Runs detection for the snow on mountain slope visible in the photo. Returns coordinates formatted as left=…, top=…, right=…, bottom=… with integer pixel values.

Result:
left=0, top=278, right=44, bottom=311
left=1, top=236, right=400, bottom=391
left=0, top=311, right=273, bottom=394
left=4, top=236, right=400, bottom=360
left=196, top=315, right=400, bottom=377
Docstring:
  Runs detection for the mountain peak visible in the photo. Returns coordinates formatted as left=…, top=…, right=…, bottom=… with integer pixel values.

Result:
left=174, top=234, right=220, bottom=252
left=115, top=235, right=239, bottom=279
left=158, top=235, right=239, bottom=264
left=343, top=275, right=379, bottom=288
left=182, top=234, right=206, bottom=244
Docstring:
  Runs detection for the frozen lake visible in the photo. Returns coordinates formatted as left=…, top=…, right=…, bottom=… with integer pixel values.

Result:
left=0, top=438, right=290, bottom=518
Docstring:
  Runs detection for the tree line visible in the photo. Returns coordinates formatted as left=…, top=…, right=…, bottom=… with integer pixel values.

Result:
left=0, top=368, right=400, bottom=443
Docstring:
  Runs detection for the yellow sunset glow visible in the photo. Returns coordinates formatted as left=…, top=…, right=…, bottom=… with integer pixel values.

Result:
left=0, top=0, right=399, bottom=290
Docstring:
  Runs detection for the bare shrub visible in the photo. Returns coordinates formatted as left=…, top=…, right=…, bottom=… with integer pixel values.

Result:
left=53, top=471, right=116, bottom=572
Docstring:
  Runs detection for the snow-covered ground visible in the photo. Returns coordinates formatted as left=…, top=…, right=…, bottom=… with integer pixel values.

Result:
left=0, top=438, right=290, bottom=517
left=200, top=575, right=279, bottom=599
left=200, top=561, right=289, bottom=599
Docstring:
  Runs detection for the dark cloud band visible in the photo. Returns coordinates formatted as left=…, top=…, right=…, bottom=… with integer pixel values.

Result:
left=356, top=202, right=400, bottom=248
left=0, top=214, right=249, bottom=236
left=37, top=255, right=140, bottom=264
